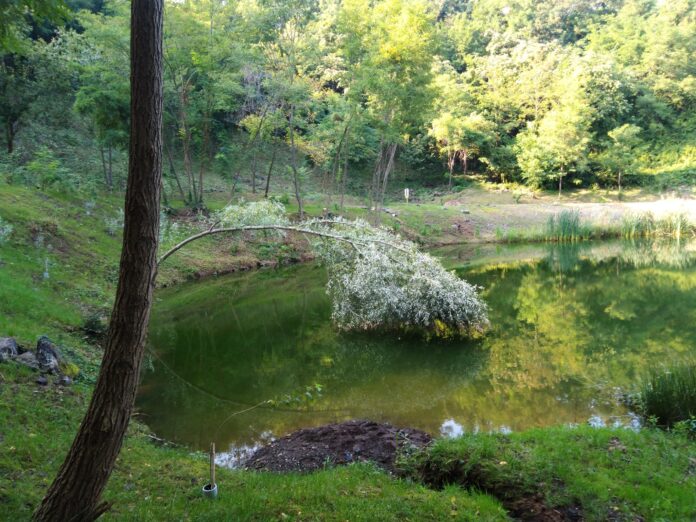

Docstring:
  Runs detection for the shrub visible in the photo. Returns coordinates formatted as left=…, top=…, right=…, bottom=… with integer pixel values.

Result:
left=641, top=361, right=696, bottom=428
left=0, top=216, right=13, bottom=244
left=25, top=148, right=80, bottom=192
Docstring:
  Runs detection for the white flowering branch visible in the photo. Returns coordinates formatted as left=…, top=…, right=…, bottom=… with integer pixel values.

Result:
left=157, top=224, right=366, bottom=265
left=157, top=201, right=489, bottom=338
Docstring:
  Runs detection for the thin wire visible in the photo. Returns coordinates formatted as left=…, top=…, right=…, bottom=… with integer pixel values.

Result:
left=145, top=346, right=351, bottom=414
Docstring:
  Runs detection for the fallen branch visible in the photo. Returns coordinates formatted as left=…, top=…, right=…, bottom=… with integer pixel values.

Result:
left=157, top=223, right=409, bottom=266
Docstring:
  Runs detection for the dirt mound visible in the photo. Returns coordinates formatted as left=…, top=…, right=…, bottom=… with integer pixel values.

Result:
left=244, top=420, right=432, bottom=473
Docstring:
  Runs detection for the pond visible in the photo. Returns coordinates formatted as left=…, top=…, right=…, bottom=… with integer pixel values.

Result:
left=137, top=240, right=696, bottom=466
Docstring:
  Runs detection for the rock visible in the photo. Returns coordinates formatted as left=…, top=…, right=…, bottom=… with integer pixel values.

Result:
left=36, top=336, right=61, bottom=374
left=0, top=337, right=18, bottom=362
left=57, top=375, right=72, bottom=386
left=15, top=351, right=39, bottom=370
left=35, top=375, right=48, bottom=386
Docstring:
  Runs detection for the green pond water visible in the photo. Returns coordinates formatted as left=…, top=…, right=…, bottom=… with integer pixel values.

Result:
left=137, top=240, right=696, bottom=466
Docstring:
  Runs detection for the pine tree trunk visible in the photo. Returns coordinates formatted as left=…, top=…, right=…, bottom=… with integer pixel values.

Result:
left=33, top=0, right=163, bottom=519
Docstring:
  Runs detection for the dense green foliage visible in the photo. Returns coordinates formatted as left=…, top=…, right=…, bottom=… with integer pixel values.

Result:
left=2, top=0, right=695, bottom=204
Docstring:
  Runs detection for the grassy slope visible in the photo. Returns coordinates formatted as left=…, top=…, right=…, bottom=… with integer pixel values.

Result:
left=405, top=427, right=696, bottom=521
left=1, top=183, right=695, bottom=520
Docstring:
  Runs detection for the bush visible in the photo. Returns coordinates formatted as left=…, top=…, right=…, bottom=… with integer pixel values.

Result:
left=0, top=216, right=13, bottom=244
left=641, top=361, right=696, bottom=428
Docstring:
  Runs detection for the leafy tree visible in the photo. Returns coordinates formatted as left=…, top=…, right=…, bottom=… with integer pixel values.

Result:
left=73, top=4, right=129, bottom=190
left=603, top=123, right=642, bottom=195
left=517, top=103, right=591, bottom=195
left=0, top=0, right=68, bottom=52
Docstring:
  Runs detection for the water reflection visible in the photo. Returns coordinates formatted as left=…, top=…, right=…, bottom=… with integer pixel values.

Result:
left=137, top=240, right=696, bottom=464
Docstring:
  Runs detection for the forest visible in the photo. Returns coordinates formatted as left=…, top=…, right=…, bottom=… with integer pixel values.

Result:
left=1, top=0, right=696, bottom=521
left=2, top=0, right=695, bottom=204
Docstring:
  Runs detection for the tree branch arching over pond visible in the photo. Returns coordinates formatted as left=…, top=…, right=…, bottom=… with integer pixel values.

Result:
left=157, top=201, right=489, bottom=338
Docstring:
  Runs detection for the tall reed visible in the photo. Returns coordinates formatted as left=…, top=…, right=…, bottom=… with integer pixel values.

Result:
left=641, top=361, right=696, bottom=427
left=545, top=210, right=590, bottom=242
left=622, top=212, right=695, bottom=240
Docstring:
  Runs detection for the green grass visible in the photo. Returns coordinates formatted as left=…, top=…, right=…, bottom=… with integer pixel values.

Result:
left=641, top=361, right=696, bottom=428
left=3, top=181, right=696, bottom=520
left=0, top=363, right=506, bottom=521
left=402, top=426, right=696, bottom=521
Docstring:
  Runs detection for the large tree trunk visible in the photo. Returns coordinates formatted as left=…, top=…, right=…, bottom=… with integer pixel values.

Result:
left=33, top=0, right=163, bottom=520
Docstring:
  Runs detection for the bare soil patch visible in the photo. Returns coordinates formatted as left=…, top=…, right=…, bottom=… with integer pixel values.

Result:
left=244, top=420, right=431, bottom=473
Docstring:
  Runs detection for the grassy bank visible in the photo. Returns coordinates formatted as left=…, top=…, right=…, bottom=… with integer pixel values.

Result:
left=2, top=185, right=696, bottom=520
left=403, top=426, right=696, bottom=521
left=488, top=209, right=696, bottom=244
left=2, top=361, right=695, bottom=520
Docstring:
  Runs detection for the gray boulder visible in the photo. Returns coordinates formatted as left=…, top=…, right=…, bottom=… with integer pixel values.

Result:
left=0, top=337, right=18, bottom=362
left=16, top=351, right=39, bottom=370
left=36, top=336, right=61, bottom=374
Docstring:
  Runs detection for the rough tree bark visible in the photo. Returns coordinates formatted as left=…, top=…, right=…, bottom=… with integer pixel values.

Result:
left=33, top=0, right=163, bottom=519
